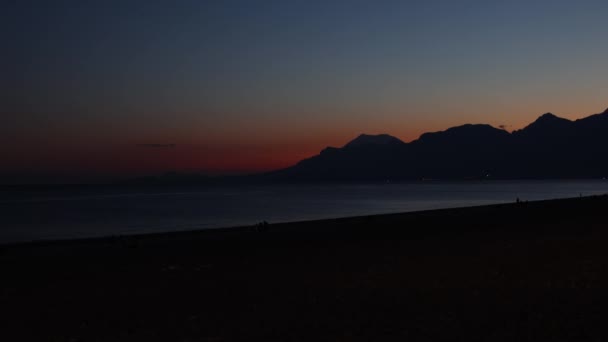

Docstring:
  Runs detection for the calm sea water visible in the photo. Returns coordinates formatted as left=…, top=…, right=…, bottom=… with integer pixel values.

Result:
left=1, top=180, right=608, bottom=243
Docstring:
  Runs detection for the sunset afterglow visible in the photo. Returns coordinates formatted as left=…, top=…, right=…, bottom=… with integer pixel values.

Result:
left=3, top=1, right=608, bottom=183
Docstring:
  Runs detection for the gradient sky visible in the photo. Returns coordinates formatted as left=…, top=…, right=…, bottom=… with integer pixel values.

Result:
left=2, top=0, right=608, bottom=183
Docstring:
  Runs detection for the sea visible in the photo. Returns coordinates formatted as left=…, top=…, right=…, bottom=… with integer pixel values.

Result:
left=2, top=180, right=608, bottom=244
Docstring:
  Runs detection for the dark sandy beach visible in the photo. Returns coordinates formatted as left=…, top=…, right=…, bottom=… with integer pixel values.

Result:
left=2, top=195, right=608, bottom=341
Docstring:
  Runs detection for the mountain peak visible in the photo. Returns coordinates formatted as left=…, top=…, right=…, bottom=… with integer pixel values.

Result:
left=274, top=108, right=608, bottom=181
left=515, top=112, right=572, bottom=136
left=344, top=134, right=404, bottom=148
left=417, top=124, right=509, bottom=143
left=528, top=112, right=572, bottom=126
left=534, top=112, right=570, bottom=124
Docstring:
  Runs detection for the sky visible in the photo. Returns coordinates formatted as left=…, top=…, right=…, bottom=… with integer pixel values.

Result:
left=2, top=0, right=608, bottom=183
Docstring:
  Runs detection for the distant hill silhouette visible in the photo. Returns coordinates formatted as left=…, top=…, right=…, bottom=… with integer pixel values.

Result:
left=344, top=133, right=406, bottom=148
left=267, top=108, right=608, bottom=181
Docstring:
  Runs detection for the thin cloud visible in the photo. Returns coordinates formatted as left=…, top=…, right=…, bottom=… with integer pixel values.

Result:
left=136, top=144, right=176, bottom=148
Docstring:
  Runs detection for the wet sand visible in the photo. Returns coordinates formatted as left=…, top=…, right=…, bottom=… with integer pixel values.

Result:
left=2, top=195, right=608, bottom=341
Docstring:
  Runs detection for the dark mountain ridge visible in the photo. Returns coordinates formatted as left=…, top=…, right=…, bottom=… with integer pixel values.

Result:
left=269, top=108, right=608, bottom=181
left=344, top=133, right=406, bottom=148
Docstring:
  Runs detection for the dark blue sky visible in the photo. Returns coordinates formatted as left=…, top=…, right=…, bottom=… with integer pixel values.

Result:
left=2, top=0, right=608, bottom=182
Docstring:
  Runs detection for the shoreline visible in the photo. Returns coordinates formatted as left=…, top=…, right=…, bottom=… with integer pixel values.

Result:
left=3, top=194, right=608, bottom=340
left=3, top=194, right=606, bottom=249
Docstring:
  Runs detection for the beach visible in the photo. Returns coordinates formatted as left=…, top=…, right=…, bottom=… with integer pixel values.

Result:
left=2, top=195, right=608, bottom=341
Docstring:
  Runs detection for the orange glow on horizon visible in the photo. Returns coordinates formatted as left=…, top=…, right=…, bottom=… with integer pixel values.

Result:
left=3, top=105, right=607, bottom=181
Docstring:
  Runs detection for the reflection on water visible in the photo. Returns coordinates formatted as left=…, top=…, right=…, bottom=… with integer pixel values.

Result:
left=1, top=180, right=608, bottom=243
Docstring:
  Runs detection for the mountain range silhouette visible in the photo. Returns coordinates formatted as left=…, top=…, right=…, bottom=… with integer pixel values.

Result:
left=267, top=108, right=608, bottom=181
